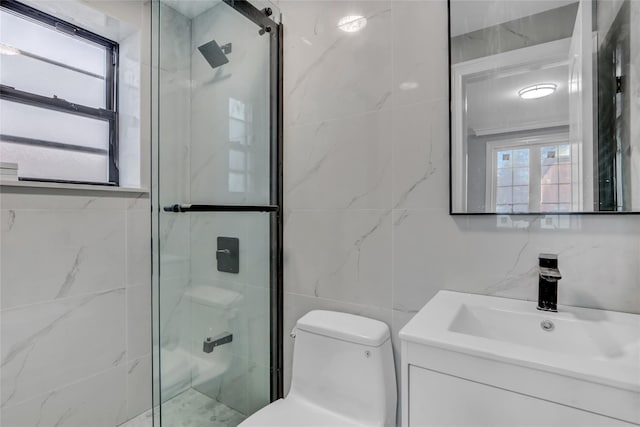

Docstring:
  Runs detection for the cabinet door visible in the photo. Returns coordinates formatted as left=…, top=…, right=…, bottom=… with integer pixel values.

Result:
left=409, top=366, right=631, bottom=426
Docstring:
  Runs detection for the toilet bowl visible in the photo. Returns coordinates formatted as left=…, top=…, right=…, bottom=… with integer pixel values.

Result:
left=240, top=310, right=397, bottom=427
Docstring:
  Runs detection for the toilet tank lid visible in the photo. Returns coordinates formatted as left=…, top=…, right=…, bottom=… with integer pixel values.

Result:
left=296, top=310, right=390, bottom=347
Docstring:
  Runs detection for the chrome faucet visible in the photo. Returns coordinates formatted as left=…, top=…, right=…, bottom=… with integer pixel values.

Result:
left=537, top=254, right=562, bottom=312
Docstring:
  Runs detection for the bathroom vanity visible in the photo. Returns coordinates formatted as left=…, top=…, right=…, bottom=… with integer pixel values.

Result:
left=399, top=291, right=640, bottom=426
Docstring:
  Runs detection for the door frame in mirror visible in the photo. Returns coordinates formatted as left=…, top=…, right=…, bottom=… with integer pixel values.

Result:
left=450, top=39, right=571, bottom=213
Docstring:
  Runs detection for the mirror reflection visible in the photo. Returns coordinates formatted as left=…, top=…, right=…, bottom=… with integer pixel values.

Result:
left=449, top=0, right=639, bottom=213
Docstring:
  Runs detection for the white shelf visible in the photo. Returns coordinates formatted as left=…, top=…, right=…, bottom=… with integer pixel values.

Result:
left=0, top=179, right=149, bottom=194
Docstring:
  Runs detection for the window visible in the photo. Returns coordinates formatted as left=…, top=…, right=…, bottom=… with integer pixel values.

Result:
left=228, top=97, right=252, bottom=193
left=487, top=134, right=574, bottom=213
left=0, top=0, right=119, bottom=185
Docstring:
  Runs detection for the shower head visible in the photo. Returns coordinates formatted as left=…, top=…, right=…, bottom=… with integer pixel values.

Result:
left=198, top=40, right=232, bottom=69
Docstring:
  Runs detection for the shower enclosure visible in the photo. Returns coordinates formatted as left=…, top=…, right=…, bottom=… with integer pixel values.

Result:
left=151, top=1, right=282, bottom=425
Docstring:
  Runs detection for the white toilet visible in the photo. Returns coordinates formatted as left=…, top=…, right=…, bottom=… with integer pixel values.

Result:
left=240, top=310, right=397, bottom=427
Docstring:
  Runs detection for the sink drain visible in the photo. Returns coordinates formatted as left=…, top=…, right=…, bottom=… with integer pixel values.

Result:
left=540, top=319, right=555, bottom=332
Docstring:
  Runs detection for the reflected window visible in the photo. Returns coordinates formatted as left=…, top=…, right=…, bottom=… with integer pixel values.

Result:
left=0, top=0, right=119, bottom=184
left=228, top=97, right=252, bottom=193
left=488, top=136, right=572, bottom=213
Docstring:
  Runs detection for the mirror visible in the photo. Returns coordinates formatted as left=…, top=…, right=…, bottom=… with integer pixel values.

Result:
left=449, top=0, right=640, bottom=214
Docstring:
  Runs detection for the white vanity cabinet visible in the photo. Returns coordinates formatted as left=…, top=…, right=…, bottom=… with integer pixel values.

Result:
left=405, top=361, right=633, bottom=426
left=399, top=291, right=640, bottom=427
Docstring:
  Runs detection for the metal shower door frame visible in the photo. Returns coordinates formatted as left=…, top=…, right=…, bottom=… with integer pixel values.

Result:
left=223, top=0, right=284, bottom=401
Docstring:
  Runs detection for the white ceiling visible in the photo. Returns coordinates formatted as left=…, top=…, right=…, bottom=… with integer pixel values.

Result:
left=162, top=0, right=220, bottom=19
left=450, top=0, right=576, bottom=36
left=466, top=63, right=570, bottom=136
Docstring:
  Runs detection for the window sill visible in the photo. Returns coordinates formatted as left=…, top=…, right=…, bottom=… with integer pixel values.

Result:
left=0, top=179, right=149, bottom=194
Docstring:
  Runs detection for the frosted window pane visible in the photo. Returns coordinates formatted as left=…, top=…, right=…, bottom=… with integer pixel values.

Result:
left=540, top=204, right=560, bottom=213
left=0, top=141, right=108, bottom=182
left=228, top=172, right=246, bottom=193
left=229, top=118, right=246, bottom=144
left=558, top=164, right=571, bottom=183
left=513, top=186, right=529, bottom=203
left=1, top=53, right=105, bottom=108
left=228, top=98, right=245, bottom=120
left=229, top=149, right=245, bottom=171
left=0, top=100, right=109, bottom=151
left=513, top=204, right=529, bottom=213
left=541, top=164, right=559, bottom=184
left=558, top=184, right=571, bottom=203
left=0, top=10, right=106, bottom=77
left=513, top=149, right=529, bottom=167
left=541, top=185, right=559, bottom=203
left=496, top=187, right=512, bottom=204
left=496, top=168, right=512, bottom=187
left=513, top=167, right=529, bottom=185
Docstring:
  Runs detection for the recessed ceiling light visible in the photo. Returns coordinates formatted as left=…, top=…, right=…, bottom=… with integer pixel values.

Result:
left=518, top=83, right=557, bottom=100
left=338, top=15, right=367, bottom=33
left=399, top=81, right=419, bottom=91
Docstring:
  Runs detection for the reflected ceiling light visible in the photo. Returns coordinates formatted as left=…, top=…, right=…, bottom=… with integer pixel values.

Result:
left=0, top=43, right=20, bottom=56
left=399, top=81, right=419, bottom=91
left=518, top=83, right=557, bottom=100
left=338, top=15, right=367, bottom=33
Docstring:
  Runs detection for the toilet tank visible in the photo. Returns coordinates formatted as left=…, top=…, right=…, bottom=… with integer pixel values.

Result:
left=289, top=311, right=397, bottom=427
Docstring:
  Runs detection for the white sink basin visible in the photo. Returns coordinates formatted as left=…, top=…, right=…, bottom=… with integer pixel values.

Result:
left=449, top=303, right=639, bottom=361
left=400, top=291, right=640, bottom=392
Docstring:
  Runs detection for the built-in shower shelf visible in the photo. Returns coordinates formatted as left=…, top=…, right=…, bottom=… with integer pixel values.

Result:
left=184, top=285, right=243, bottom=309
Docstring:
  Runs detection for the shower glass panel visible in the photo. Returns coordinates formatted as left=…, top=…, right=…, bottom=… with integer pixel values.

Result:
left=152, top=1, right=282, bottom=426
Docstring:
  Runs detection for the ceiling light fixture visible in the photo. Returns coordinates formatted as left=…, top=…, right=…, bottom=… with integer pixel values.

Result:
left=518, top=83, right=557, bottom=100
left=338, top=15, right=367, bottom=33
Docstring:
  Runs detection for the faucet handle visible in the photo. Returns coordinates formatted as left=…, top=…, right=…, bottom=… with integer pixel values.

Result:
left=539, top=253, right=558, bottom=269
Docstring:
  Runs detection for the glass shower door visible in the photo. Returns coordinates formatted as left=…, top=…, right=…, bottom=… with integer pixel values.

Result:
left=153, top=1, right=282, bottom=425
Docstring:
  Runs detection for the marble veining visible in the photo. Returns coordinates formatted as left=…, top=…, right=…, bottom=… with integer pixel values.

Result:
left=55, top=247, right=86, bottom=299
left=1, top=288, right=126, bottom=408
left=2, top=291, right=106, bottom=372
left=5, top=209, right=15, bottom=231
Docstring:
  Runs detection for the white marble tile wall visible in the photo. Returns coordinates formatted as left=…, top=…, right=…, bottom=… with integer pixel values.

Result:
left=279, top=0, right=640, bottom=409
left=0, top=190, right=151, bottom=426
left=0, top=2, right=152, bottom=424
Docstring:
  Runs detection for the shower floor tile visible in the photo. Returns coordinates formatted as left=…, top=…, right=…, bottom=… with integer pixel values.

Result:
left=120, top=388, right=246, bottom=427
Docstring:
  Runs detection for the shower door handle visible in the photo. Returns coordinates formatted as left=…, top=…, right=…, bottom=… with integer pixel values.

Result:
left=163, top=204, right=279, bottom=213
